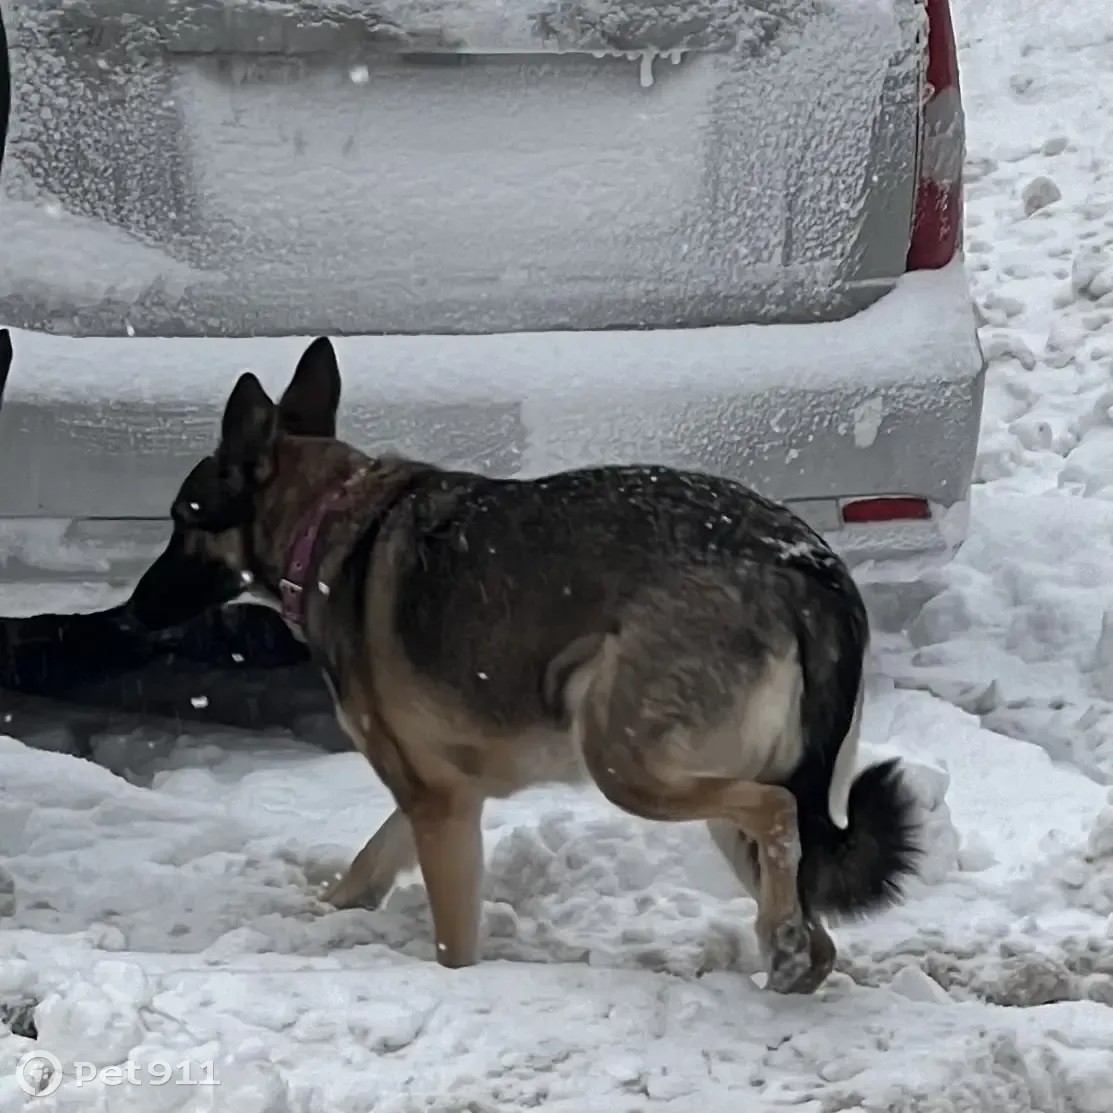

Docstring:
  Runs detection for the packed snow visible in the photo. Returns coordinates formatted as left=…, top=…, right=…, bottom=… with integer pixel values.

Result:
left=3, top=0, right=1113, bottom=1108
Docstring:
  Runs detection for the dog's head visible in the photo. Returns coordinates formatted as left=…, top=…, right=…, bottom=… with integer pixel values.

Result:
left=126, top=336, right=343, bottom=632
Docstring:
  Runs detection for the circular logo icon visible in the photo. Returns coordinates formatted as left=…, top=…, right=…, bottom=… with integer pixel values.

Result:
left=16, top=1050, right=63, bottom=1097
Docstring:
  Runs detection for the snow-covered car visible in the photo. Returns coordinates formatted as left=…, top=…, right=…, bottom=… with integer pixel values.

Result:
left=0, top=0, right=983, bottom=715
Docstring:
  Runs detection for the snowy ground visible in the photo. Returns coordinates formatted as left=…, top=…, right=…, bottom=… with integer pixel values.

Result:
left=4, top=0, right=1113, bottom=1108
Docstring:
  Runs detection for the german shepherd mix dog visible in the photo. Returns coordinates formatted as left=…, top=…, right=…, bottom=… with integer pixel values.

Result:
left=126, top=337, right=921, bottom=994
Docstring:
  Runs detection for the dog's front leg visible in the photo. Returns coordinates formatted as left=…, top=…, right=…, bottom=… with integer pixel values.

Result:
left=407, top=790, right=485, bottom=969
left=323, top=807, right=417, bottom=910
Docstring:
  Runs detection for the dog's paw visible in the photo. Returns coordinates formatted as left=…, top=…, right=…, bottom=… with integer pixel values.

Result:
left=298, top=861, right=371, bottom=912
left=781, top=924, right=838, bottom=995
left=318, top=873, right=388, bottom=912
left=762, top=918, right=815, bottom=994
left=760, top=917, right=839, bottom=995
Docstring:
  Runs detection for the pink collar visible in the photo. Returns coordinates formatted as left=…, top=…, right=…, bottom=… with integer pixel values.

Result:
left=277, top=468, right=369, bottom=627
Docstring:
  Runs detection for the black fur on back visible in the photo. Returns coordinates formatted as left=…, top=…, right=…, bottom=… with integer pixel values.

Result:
left=780, top=546, right=923, bottom=921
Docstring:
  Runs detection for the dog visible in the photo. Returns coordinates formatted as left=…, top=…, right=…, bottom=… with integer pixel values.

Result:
left=125, top=336, right=922, bottom=994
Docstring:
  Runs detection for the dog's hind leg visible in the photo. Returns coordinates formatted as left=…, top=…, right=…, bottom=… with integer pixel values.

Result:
left=605, top=773, right=811, bottom=992
left=322, top=807, right=417, bottom=910
left=573, top=634, right=817, bottom=994
left=707, top=821, right=837, bottom=993
left=407, top=790, right=485, bottom=968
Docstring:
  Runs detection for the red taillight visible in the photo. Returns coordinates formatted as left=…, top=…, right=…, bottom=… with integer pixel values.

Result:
left=840, top=497, right=932, bottom=525
left=906, top=0, right=964, bottom=271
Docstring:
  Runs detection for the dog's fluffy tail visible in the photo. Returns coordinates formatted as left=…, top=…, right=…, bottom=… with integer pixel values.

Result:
left=784, top=558, right=922, bottom=921
left=791, top=757, right=921, bottom=921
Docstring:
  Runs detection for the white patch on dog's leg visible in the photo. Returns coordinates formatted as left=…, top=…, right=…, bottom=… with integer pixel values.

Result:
left=827, top=679, right=864, bottom=830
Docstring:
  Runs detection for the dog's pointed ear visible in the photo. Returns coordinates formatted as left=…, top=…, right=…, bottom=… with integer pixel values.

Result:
left=277, top=337, right=341, bottom=437
left=219, top=372, right=278, bottom=471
